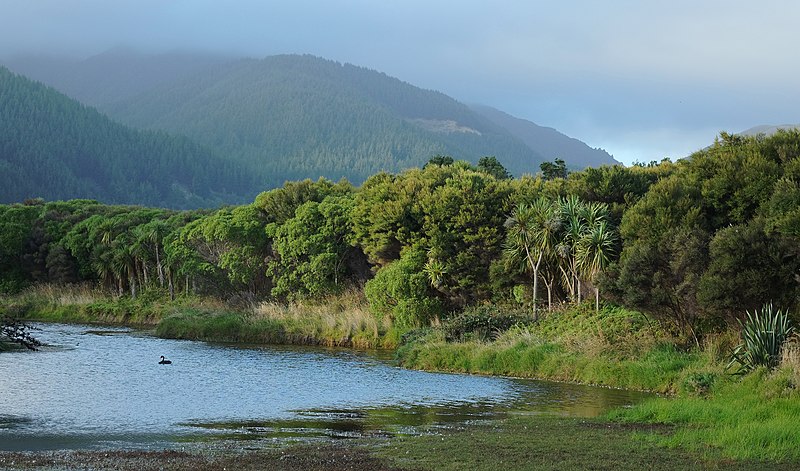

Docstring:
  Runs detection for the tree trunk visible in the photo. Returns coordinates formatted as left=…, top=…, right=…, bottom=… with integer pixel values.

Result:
left=130, top=276, right=137, bottom=299
left=532, top=268, right=539, bottom=322
left=168, top=272, right=175, bottom=301
left=595, top=287, right=599, bottom=313
left=155, top=246, right=165, bottom=287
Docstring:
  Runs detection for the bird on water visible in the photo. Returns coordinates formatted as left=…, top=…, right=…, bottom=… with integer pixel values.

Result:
left=159, top=355, right=172, bottom=365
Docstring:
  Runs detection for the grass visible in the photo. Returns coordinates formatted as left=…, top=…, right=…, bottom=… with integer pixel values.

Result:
left=156, top=290, right=402, bottom=349
left=609, top=364, right=800, bottom=462
left=397, top=305, right=710, bottom=393
left=3, top=284, right=400, bottom=349
left=372, top=413, right=796, bottom=470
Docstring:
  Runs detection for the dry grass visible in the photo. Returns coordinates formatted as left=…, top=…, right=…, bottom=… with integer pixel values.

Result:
left=22, top=282, right=103, bottom=306
left=249, top=289, right=389, bottom=348
left=781, top=335, right=800, bottom=377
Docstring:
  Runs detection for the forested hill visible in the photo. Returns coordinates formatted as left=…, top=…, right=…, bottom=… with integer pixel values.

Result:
left=470, top=105, right=618, bottom=167
left=3, top=51, right=618, bottom=189
left=0, top=66, right=258, bottom=208
left=97, top=54, right=543, bottom=187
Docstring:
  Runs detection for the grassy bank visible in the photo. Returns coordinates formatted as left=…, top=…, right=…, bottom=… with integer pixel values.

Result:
left=610, top=365, right=800, bottom=462
left=156, top=294, right=403, bottom=349
left=396, top=303, right=800, bottom=462
left=397, top=305, right=725, bottom=394
left=3, top=284, right=401, bottom=349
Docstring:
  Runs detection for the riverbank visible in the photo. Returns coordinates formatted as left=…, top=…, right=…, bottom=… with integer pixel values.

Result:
left=3, top=284, right=402, bottom=349
left=2, top=414, right=796, bottom=470
left=5, top=285, right=800, bottom=464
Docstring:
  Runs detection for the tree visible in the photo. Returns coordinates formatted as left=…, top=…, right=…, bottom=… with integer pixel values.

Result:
left=540, top=158, right=568, bottom=181
left=424, top=154, right=454, bottom=168
left=504, top=198, right=559, bottom=320
left=576, top=220, right=617, bottom=312
left=477, top=156, right=512, bottom=180
left=266, top=196, right=362, bottom=300
left=364, top=248, right=443, bottom=327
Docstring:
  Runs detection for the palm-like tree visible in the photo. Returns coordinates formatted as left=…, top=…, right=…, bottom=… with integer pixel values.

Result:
left=504, top=198, right=560, bottom=319
left=576, top=220, right=617, bottom=312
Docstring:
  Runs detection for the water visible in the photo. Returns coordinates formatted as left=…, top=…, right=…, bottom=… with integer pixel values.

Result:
left=0, top=323, right=650, bottom=450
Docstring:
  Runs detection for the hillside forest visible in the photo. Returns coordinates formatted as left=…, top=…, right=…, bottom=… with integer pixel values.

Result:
left=1, top=53, right=617, bottom=209
left=2, top=130, right=799, bottom=344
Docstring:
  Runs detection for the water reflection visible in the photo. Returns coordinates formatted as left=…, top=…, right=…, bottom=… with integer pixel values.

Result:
left=0, top=323, right=650, bottom=450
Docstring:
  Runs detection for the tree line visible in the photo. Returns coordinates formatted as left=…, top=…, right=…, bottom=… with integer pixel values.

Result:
left=2, top=131, right=799, bottom=343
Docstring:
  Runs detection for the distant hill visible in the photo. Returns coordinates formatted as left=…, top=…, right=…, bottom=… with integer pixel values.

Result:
left=0, top=66, right=257, bottom=208
left=738, top=124, right=800, bottom=137
left=470, top=105, right=619, bottom=168
left=97, top=54, right=548, bottom=186
left=2, top=50, right=617, bottom=191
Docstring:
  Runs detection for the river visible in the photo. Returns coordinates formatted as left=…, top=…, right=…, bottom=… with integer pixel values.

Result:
left=0, top=323, right=650, bottom=451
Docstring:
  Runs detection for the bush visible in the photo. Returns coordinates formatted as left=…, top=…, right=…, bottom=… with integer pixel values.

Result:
left=442, top=305, right=532, bottom=342
left=364, top=249, right=443, bottom=328
left=728, top=304, right=795, bottom=374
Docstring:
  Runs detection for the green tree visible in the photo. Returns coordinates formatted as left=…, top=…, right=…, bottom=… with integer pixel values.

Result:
left=477, top=156, right=512, bottom=180
left=576, top=220, right=617, bottom=312
left=504, top=198, right=559, bottom=319
left=266, top=196, right=361, bottom=300
left=364, top=248, right=443, bottom=327
left=540, top=158, right=568, bottom=181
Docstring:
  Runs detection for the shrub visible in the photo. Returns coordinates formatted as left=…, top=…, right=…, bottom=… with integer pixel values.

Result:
left=728, top=304, right=795, bottom=374
left=442, top=305, right=532, bottom=342
left=364, top=249, right=443, bottom=328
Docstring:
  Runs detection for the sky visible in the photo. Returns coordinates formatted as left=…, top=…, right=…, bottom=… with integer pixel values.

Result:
left=1, top=0, right=798, bottom=165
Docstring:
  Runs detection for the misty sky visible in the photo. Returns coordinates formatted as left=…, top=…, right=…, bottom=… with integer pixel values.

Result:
left=2, top=0, right=798, bottom=164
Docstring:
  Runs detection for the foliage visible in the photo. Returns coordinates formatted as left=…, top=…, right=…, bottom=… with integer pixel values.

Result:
left=540, top=158, right=568, bottom=180
left=441, top=304, right=532, bottom=342
left=267, top=196, right=364, bottom=300
left=0, top=66, right=255, bottom=207
left=364, top=248, right=443, bottom=328
left=728, top=304, right=795, bottom=374
left=476, top=155, right=512, bottom=180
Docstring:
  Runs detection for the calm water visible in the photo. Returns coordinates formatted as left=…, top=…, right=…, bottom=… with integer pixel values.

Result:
left=0, top=323, right=650, bottom=450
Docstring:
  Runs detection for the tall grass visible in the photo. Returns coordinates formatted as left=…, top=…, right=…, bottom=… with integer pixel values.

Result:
left=156, top=289, right=401, bottom=349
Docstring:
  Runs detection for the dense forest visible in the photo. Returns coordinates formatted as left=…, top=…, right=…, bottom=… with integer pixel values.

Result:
left=0, top=66, right=260, bottom=207
left=4, top=52, right=618, bottom=194
left=100, top=54, right=543, bottom=186
left=2, top=131, right=798, bottom=341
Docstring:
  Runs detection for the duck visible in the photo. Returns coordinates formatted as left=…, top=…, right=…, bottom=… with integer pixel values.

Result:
left=158, top=355, right=172, bottom=365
